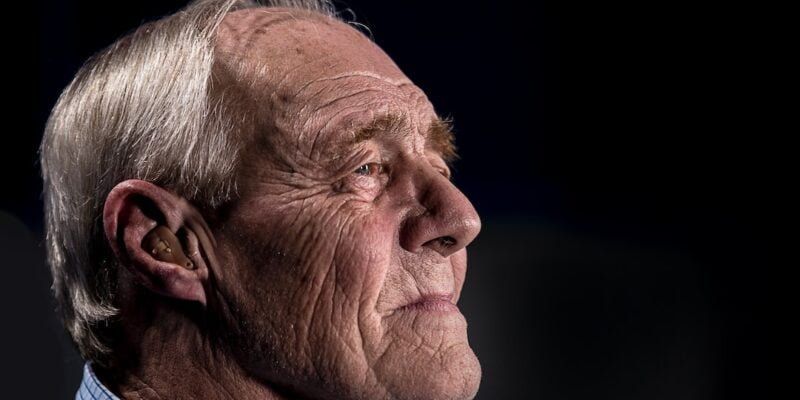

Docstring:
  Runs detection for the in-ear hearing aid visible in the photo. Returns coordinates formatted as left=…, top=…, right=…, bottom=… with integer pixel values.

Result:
left=143, top=226, right=194, bottom=269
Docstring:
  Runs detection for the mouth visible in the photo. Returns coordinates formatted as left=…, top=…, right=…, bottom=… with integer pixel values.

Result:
left=398, top=293, right=458, bottom=313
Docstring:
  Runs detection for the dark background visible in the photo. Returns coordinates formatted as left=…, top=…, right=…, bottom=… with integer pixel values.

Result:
left=2, top=0, right=769, bottom=399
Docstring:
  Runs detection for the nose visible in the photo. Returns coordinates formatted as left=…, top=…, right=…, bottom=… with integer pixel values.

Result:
left=399, top=167, right=481, bottom=258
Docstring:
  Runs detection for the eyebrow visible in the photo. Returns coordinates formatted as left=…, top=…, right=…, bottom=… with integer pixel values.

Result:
left=347, top=115, right=459, bottom=163
left=428, top=117, right=458, bottom=163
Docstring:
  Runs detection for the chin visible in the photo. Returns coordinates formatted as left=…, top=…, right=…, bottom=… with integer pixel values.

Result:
left=416, top=349, right=481, bottom=400
left=374, top=339, right=481, bottom=400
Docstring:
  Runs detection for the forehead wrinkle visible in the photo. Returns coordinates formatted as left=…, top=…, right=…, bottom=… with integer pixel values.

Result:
left=307, top=87, right=408, bottom=117
left=296, top=76, right=422, bottom=124
left=272, top=71, right=415, bottom=137
left=312, top=103, right=380, bottom=149
left=311, top=103, right=443, bottom=159
left=292, top=82, right=418, bottom=145
left=278, top=76, right=413, bottom=131
left=289, top=88, right=394, bottom=146
left=268, top=53, right=339, bottom=100
left=290, top=71, right=412, bottom=99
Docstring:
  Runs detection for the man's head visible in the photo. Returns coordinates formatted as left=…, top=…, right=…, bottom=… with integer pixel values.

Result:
left=42, top=1, right=481, bottom=399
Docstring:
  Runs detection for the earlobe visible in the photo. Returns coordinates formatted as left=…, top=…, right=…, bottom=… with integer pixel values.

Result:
left=103, top=179, right=211, bottom=306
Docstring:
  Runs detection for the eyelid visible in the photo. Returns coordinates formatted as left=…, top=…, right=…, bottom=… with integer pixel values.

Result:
left=337, top=146, right=376, bottom=173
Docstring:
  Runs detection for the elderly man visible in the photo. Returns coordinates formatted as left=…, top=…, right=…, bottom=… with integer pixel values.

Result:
left=41, top=0, right=481, bottom=399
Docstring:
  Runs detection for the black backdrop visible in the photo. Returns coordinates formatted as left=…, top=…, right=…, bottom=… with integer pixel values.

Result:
left=1, top=1, right=769, bottom=399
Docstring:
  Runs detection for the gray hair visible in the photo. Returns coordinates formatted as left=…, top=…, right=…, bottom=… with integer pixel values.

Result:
left=40, top=0, right=339, bottom=366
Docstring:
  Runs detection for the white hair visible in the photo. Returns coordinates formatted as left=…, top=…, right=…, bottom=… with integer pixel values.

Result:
left=40, top=0, right=340, bottom=366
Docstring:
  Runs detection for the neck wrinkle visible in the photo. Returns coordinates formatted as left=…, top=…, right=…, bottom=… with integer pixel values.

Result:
left=101, top=294, right=289, bottom=400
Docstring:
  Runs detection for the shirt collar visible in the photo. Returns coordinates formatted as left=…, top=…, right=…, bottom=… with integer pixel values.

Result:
left=76, top=362, right=120, bottom=400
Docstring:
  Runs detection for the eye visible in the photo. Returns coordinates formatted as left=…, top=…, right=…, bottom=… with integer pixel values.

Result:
left=354, top=162, right=384, bottom=176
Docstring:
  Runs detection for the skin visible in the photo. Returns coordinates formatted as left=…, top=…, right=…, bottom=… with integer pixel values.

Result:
left=101, top=7, right=481, bottom=400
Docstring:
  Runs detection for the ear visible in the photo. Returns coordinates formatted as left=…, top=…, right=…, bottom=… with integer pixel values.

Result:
left=103, top=179, right=215, bottom=305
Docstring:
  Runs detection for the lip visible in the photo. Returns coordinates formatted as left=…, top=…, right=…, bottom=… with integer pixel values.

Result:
left=399, top=293, right=458, bottom=313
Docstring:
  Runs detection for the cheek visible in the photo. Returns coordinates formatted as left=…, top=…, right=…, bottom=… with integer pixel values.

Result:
left=223, top=191, right=397, bottom=314
left=326, top=205, right=396, bottom=309
left=211, top=196, right=399, bottom=385
left=237, top=194, right=396, bottom=330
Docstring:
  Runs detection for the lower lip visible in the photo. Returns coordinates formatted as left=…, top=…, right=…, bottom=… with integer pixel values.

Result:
left=400, top=299, right=459, bottom=313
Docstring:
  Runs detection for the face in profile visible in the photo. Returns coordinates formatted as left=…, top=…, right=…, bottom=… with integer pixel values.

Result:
left=208, top=8, right=482, bottom=400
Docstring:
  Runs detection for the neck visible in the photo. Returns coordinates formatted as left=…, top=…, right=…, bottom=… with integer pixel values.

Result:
left=96, top=295, right=288, bottom=400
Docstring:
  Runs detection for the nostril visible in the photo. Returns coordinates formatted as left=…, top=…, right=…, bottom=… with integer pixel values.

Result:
left=440, top=236, right=456, bottom=247
left=418, top=236, right=461, bottom=257
left=427, top=236, right=456, bottom=248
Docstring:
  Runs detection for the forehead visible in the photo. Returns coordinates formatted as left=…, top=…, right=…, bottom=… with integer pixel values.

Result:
left=217, top=8, right=413, bottom=97
left=217, top=8, right=435, bottom=164
left=215, top=8, right=437, bottom=148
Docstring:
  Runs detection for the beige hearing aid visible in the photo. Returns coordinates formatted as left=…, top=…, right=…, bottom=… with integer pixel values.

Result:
left=143, top=226, right=194, bottom=269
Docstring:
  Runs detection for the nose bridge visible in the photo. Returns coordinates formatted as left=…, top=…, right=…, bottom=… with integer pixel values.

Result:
left=398, top=160, right=481, bottom=257
left=418, top=170, right=473, bottom=222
